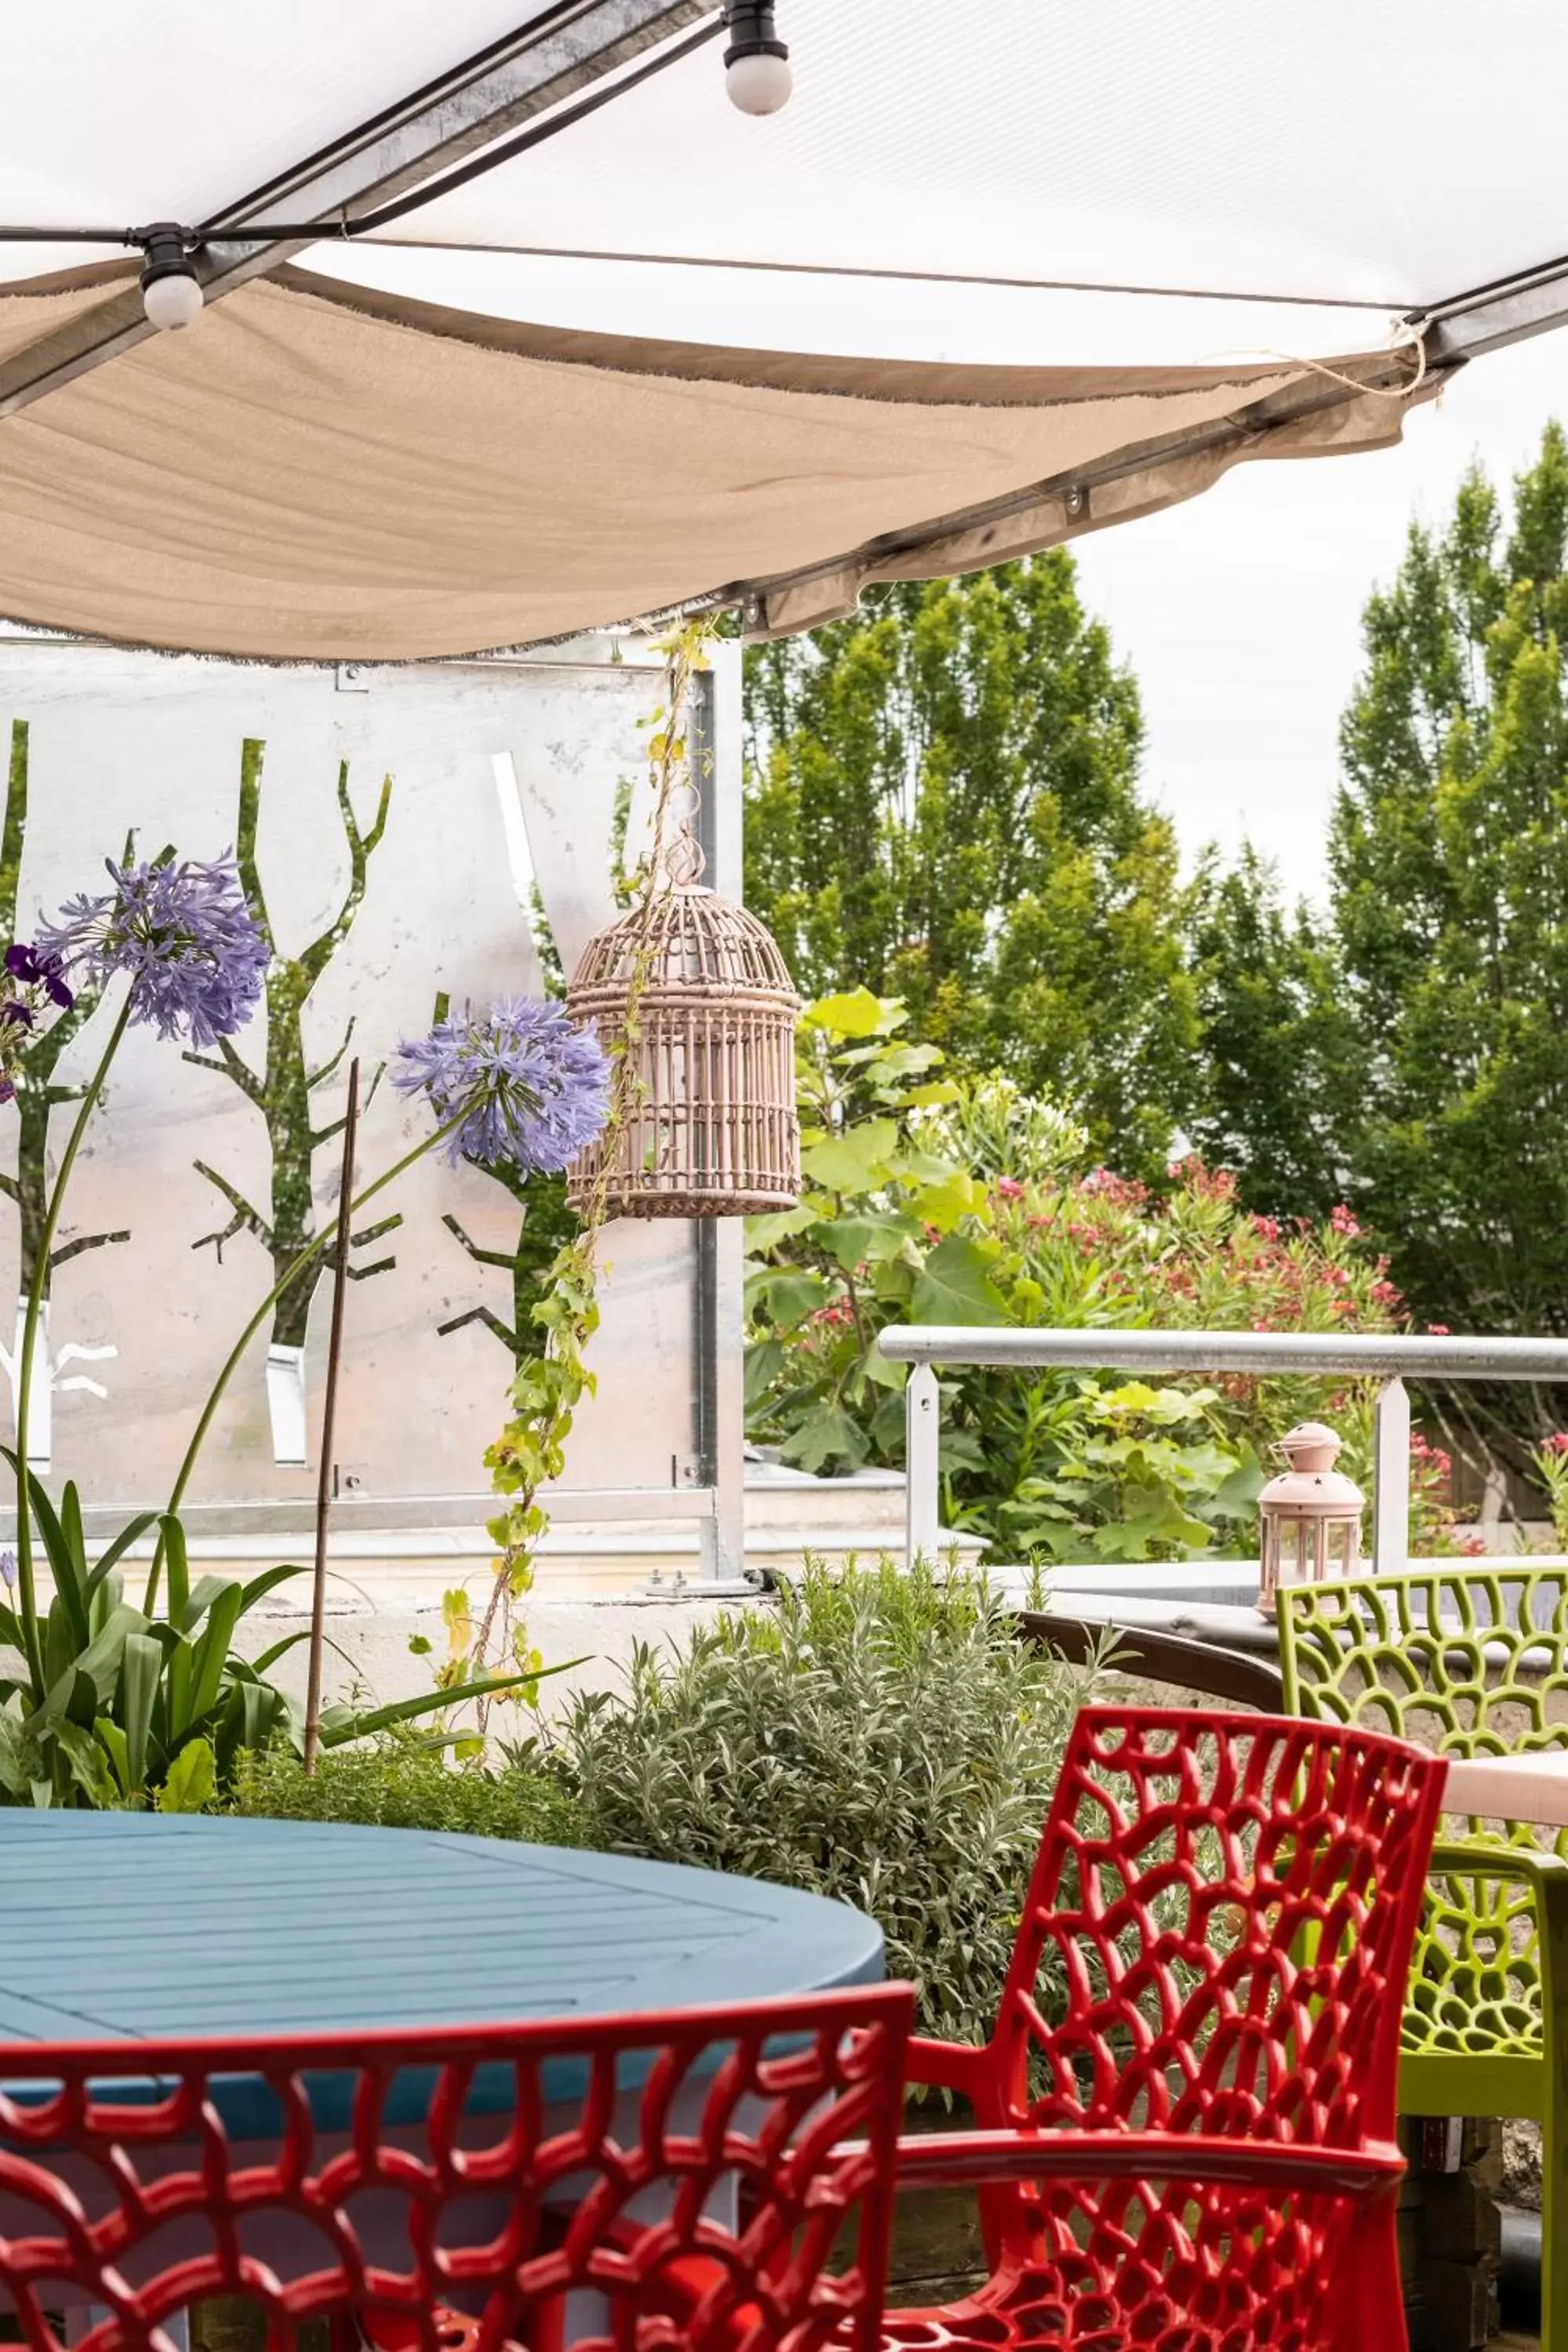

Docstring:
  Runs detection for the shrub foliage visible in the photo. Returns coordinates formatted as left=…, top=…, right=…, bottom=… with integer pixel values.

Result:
left=232, top=1736, right=584, bottom=1847
left=556, top=1559, right=1101, bottom=2044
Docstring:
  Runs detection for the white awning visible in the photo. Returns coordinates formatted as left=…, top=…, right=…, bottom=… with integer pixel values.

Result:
left=0, top=1, right=1556, bottom=659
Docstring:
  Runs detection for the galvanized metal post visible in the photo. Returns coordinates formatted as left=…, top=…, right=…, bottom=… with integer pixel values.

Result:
left=692, top=648, right=748, bottom=1587
left=1372, top=1374, right=1411, bottom=1574
left=906, top=1364, right=942, bottom=1570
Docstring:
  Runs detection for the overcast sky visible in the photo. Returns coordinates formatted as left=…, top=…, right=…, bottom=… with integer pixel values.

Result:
left=1071, top=331, right=1568, bottom=906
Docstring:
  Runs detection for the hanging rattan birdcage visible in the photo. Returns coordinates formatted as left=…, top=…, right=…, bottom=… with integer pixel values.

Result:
left=566, top=879, right=801, bottom=1218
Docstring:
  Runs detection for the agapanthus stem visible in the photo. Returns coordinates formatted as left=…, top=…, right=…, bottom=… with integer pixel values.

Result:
left=14, top=993, right=133, bottom=1697
left=145, top=1105, right=469, bottom=1612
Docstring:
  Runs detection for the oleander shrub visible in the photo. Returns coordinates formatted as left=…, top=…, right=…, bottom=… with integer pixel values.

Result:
left=745, top=989, right=1413, bottom=1560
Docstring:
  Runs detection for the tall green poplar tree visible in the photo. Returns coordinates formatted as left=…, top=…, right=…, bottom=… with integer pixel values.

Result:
left=1327, top=420, right=1568, bottom=1339
left=1181, top=845, right=1348, bottom=1221
left=744, top=556, right=1195, bottom=1171
left=1186, top=423, right=1568, bottom=1365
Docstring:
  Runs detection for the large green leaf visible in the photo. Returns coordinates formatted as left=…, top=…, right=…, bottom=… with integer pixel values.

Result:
left=743, top=1338, right=786, bottom=1410
left=779, top=1406, right=869, bottom=1475
left=181, top=1584, right=245, bottom=1734
left=745, top=1205, right=818, bottom=1253
left=909, top=1235, right=1008, bottom=1326
left=119, top=1633, right=162, bottom=1797
left=815, top=1213, right=923, bottom=1271
left=239, top=1564, right=311, bottom=1612
left=60, top=1485, right=89, bottom=1588
left=216, top=1677, right=291, bottom=1778
left=89, top=1512, right=159, bottom=1597
left=321, top=1659, right=585, bottom=1747
left=0, top=1706, right=32, bottom=1798
left=20, top=1467, right=89, bottom=1648
left=754, top=1270, right=829, bottom=1331
left=158, top=1514, right=191, bottom=1621
left=180, top=1573, right=240, bottom=1631
left=799, top=1119, right=898, bottom=1193
left=907, top=1173, right=989, bottom=1234
left=1206, top=1453, right=1267, bottom=1518
left=49, top=1718, right=116, bottom=1806
left=33, top=1603, right=144, bottom=1724
left=804, top=988, right=898, bottom=1040
left=95, top=1717, right=131, bottom=1798
left=158, top=1737, right=217, bottom=1813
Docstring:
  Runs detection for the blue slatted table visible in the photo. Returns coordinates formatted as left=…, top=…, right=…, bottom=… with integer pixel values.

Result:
left=0, top=1813, right=884, bottom=2128
left=0, top=1814, right=886, bottom=2325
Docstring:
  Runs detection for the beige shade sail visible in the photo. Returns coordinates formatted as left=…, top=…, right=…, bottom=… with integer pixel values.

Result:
left=0, top=262, right=1423, bottom=662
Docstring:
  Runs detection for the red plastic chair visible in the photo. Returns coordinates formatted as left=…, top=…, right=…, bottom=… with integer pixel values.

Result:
left=0, top=1980, right=912, bottom=2352
left=885, top=1706, right=1445, bottom=2352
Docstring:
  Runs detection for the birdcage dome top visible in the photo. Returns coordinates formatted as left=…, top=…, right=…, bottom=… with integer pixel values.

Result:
left=568, top=883, right=797, bottom=1002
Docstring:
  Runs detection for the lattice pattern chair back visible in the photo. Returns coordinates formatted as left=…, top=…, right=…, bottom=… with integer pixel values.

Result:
left=1279, top=1564, right=1568, bottom=1790
left=0, top=1983, right=911, bottom=2352
left=874, top=1708, right=1443, bottom=2352
left=1278, top=1564, right=1568, bottom=2082
left=993, top=1707, right=1441, bottom=2147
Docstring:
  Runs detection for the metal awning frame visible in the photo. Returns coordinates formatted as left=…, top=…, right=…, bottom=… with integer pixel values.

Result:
left=2, top=0, right=1568, bottom=644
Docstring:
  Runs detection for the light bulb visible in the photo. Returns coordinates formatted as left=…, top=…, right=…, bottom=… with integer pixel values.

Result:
left=138, top=223, right=204, bottom=332
left=723, top=2, right=791, bottom=114
left=143, top=270, right=204, bottom=331
left=725, top=48, right=793, bottom=113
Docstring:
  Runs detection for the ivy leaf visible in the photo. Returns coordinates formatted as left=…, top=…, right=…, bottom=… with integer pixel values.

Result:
left=910, top=1235, right=1007, bottom=1326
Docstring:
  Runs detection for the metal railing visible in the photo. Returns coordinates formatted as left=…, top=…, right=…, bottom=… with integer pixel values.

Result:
left=875, top=1327, right=1568, bottom=1574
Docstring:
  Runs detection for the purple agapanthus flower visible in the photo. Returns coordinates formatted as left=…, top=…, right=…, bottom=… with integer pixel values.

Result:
left=0, top=939, right=76, bottom=1105
left=5, top=942, right=72, bottom=1008
left=38, top=854, right=269, bottom=1050
left=0, top=1548, right=15, bottom=1591
left=393, top=998, right=609, bottom=1172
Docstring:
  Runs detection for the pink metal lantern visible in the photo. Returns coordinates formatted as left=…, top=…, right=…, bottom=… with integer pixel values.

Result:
left=1257, top=1420, right=1365, bottom=1617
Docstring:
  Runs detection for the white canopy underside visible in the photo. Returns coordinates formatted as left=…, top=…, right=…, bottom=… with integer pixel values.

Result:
left=0, top=0, right=1559, bottom=658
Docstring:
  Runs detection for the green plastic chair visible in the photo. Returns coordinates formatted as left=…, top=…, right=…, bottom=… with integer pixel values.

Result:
left=1279, top=1564, right=1568, bottom=2350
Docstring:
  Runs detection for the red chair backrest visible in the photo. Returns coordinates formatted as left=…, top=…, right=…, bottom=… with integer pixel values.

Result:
left=993, top=1705, right=1444, bottom=2149
left=0, top=1980, right=912, bottom=2352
